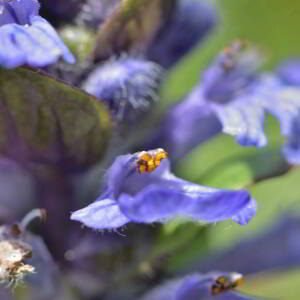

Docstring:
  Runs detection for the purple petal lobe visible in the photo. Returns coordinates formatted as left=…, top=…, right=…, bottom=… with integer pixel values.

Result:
left=0, top=2, right=75, bottom=68
left=119, top=182, right=254, bottom=225
left=71, top=198, right=129, bottom=230
left=212, top=97, right=267, bottom=147
left=175, top=274, right=211, bottom=300
left=261, top=85, right=300, bottom=136
left=202, top=41, right=262, bottom=104
left=282, top=111, right=300, bottom=164
left=231, top=198, right=257, bottom=225
left=29, top=16, right=75, bottom=64
left=0, top=0, right=39, bottom=26
left=82, top=57, right=163, bottom=123
left=277, top=59, right=300, bottom=86
left=71, top=152, right=255, bottom=229
left=105, top=154, right=135, bottom=195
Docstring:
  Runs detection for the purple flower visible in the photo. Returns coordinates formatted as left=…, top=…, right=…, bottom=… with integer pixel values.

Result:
left=204, top=60, right=300, bottom=166
left=281, top=111, right=300, bottom=164
left=139, top=272, right=260, bottom=300
left=276, top=59, right=300, bottom=86
left=150, top=41, right=265, bottom=159
left=82, top=57, right=164, bottom=122
left=71, top=148, right=256, bottom=230
left=0, top=0, right=75, bottom=68
left=205, top=60, right=300, bottom=165
left=240, top=64, right=300, bottom=164
left=273, top=60, right=300, bottom=164
left=258, top=74, right=300, bottom=164
left=146, top=0, right=217, bottom=69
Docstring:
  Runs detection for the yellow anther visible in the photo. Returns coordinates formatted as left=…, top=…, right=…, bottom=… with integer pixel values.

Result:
left=136, top=149, right=168, bottom=174
left=139, top=165, right=147, bottom=173
left=154, top=160, right=161, bottom=167
left=156, top=149, right=168, bottom=159
left=140, top=152, right=151, bottom=161
left=148, top=160, right=154, bottom=167
left=216, top=276, right=226, bottom=285
left=212, top=273, right=244, bottom=295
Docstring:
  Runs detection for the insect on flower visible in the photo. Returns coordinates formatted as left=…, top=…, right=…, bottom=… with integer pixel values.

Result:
left=211, top=272, right=244, bottom=295
left=136, top=148, right=168, bottom=173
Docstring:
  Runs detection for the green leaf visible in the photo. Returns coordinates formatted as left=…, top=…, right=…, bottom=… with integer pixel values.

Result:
left=165, top=167, right=300, bottom=272
left=0, top=67, right=112, bottom=172
left=199, top=147, right=289, bottom=189
left=206, top=167, right=300, bottom=250
left=151, top=220, right=205, bottom=258
left=176, top=116, right=284, bottom=187
left=161, top=0, right=300, bottom=106
left=240, top=269, right=300, bottom=300
left=60, top=26, right=95, bottom=62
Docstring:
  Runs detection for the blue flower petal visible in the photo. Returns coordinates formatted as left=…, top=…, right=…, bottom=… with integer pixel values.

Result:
left=282, top=111, right=300, bottom=164
left=0, top=0, right=39, bottom=26
left=231, top=198, right=257, bottom=225
left=277, top=59, right=300, bottom=86
left=212, top=97, right=267, bottom=147
left=119, top=183, right=253, bottom=225
left=175, top=274, right=211, bottom=300
left=213, top=292, right=264, bottom=300
left=201, top=41, right=261, bottom=104
left=261, top=85, right=300, bottom=136
left=0, top=25, right=26, bottom=68
left=82, top=57, right=163, bottom=122
left=29, top=16, right=75, bottom=64
left=0, top=1, right=75, bottom=68
left=71, top=197, right=130, bottom=230
left=71, top=151, right=255, bottom=229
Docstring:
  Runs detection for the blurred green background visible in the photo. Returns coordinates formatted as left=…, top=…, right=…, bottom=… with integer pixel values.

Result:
left=158, top=1, right=300, bottom=299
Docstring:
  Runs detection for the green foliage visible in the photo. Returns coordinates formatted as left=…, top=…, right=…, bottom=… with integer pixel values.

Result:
left=161, top=0, right=300, bottom=106
left=60, top=26, right=95, bottom=62
left=176, top=116, right=285, bottom=187
left=0, top=67, right=112, bottom=171
left=154, top=0, right=300, bottom=275
left=165, top=167, right=300, bottom=272
left=241, top=268, right=300, bottom=300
